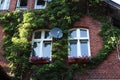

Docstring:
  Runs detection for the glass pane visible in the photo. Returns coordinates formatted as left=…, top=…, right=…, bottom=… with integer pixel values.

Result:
left=80, top=29, right=87, bottom=37
left=37, top=0, right=45, bottom=5
left=80, top=41, right=89, bottom=57
left=33, top=42, right=41, bottom=57
left=34, top=31, right=41, bottom=39
left=20, top=0, right=27, bottom=6
left=43, top=42, right=51, bottom=58
left=45, top=31, right=51, bottom=39
left=70, top=30, right=76, bottom=38
left=69, top=41, right=77, bottom=57
left=0, top=0, right=4, bottom=4
left=0, top=0, right=5, bottom=9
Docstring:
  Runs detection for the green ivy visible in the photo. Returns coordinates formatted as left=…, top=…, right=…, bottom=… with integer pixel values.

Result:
left=0, top=0, right=120, bottom=80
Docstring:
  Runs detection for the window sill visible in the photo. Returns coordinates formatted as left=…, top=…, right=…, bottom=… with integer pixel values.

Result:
left=16, top=7, right=27, bottom=10
left=29, top=56, right=50, bottom=64
left=34, top=6, right=46, bottom=9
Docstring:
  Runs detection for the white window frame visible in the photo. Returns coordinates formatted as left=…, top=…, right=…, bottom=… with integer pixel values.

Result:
left=68, top=28, right=91, bottom=58
left=16, top=0, right=27, bottom=10
left=34, top=0, right=47, bottom=9
left=0, top=0, right=10, bottom=10
left=32, top=29, right=52, bottom=60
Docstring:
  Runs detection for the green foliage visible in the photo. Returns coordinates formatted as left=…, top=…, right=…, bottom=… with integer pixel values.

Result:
left=89, top=0, right=102, bottom=6
left=86, top=17, right=120, bottom=69
left=0, top=0, right=119, bottom=80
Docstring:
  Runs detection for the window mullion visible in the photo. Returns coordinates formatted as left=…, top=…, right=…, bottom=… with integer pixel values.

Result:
left=77, top=40, right=81, bottom=57
left=40, top=41, right=43, bottom=57
left=77, top=29, right=81, bottom=57
left=41, top=31, right=44, bottom=57
left=77, top=29, right=79, bottom=39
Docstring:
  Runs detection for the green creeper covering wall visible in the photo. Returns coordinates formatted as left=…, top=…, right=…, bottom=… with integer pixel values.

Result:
left=0, top=0, right=120, bottom=80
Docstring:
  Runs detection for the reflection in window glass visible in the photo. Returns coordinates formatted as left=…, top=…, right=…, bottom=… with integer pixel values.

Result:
left=80, top=41, right=88, bottom=56
left=0, top=0, right=4, bottom=9
left=80, top=29, right=87, bottom=37
left=0, top=0, right=4, bottom=5
left=43, top=42, right=51, bottom=57
left=34, top=31, right=41, bottom=39
left=69, top=41, right=77, bottom=57
left=0, top=0, right=10, bottom=10
left=33, top=42, right=41, bottom=57
left=70, top=30, right=76, bottom=38
left=45, top=31, right=50, bottom=39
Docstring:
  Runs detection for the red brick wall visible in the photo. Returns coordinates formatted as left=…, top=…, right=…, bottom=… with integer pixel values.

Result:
left=73, top=16, right=120, bottom=79
left=0, top=1, right=120, bottom=79
left=27, top=0, right=35, bottom=10
left=4, top=0, right=36, bottom=11
left=9, top=0, right=17, bottom=11
left=89, top=50, right=120, bottom=79
left=76, top=50, right=120, bottom=80
left=0, top=0, right=49, bottom=12
left=73, top=16, right=103, bottom=57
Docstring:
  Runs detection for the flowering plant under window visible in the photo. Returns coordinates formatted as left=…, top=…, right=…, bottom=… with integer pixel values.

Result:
left=29, top=56, right=50, bottom=64
left=68, top=56, right=91, bottom=64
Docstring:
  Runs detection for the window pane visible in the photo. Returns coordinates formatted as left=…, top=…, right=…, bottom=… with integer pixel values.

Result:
left=43, top=42, right=51, bottom=58
left=69, top=41, right=77, bottom=57
left=45, top=31, right=51, bottom=39
left=0, top=0, right=5, bottom=9
left=20, top=0, right=27, bottom=6
left=70, top=30, right=76, bottom=38
left=34, top=31, right=41, bottom=39
left=80, top=41, right=89, bottom=56
left=80, top=29, right=87, bottom=37
left=37, top=0, right=45, bottom=5
left=0, top=0, right=4, bottom=4
left=33, top=42, right=41, bottom=57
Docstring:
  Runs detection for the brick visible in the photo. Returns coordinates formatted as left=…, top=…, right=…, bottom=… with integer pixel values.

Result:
left=0, top=1, right=120, bottom=79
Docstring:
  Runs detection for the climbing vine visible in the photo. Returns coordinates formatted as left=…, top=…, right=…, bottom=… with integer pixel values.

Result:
left=0, top=0, right=120, bottom=80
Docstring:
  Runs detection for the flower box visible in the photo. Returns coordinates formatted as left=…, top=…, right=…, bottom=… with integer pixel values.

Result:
left=68, top=58, right=76, bottom=64
left=68, top=56, right=90, bottom=64
left=29, top=56, right=50, bottom=64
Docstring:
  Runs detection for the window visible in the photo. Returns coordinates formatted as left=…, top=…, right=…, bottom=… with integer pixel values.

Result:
left=0, top=0, right=10, bottom=10
left=32, top=30, right=52, bottom=60
left=34, top=0, right=47, bottom=9
left=16, top=0, right=27, bottom=10
left=68, top=28, right=91, bottom=57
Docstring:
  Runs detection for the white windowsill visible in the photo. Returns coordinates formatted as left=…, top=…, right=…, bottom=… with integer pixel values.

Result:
left=16, top=7, right=27, bottom=10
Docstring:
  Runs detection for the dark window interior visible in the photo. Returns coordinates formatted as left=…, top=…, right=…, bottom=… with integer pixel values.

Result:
left=37, top=0, right=45, bottom=6
left=20, top=0, right=27, bottom=7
